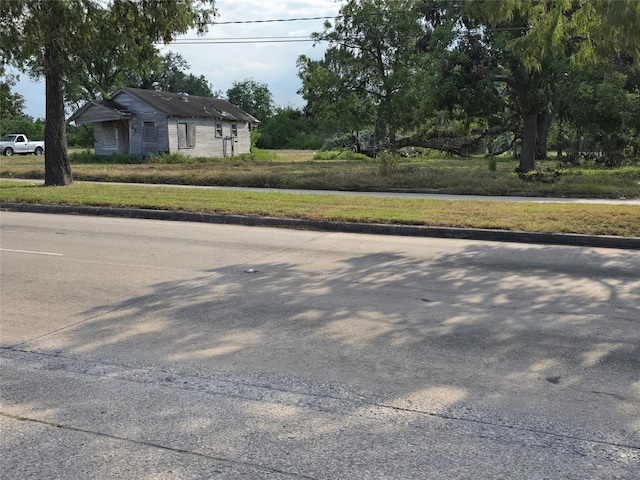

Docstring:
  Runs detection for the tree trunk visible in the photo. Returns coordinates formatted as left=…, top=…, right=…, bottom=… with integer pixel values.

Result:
left=535, top=111, right=553, bottom=160
left=556, top=120, right=564, bottom=157
left=519, top=113, right=537, bottom=171
left=44, top=31, right=72, bottom=186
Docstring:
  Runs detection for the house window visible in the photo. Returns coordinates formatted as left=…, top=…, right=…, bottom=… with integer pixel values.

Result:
left=102, top=124, right=116, bottom=146
left=143, top=122, right=156, bottom=142
left=231, top=123, right=238, bottom=137
left=215, top=123, right=223, bottom=138
left=178, top=122, right=195, bottom=149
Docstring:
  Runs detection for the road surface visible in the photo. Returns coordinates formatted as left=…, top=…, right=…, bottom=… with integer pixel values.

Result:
left=1, top=211, right=639, bottom=479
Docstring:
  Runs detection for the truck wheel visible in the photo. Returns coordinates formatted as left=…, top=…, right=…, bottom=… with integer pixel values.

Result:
left=3, top=147, right=13, bottom=157
left=34, top=147, right=43, bottom=155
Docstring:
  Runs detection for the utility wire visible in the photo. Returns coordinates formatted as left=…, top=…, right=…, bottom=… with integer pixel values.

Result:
left=162, top=14, right=532, bottom=46
left=169, top=36, right=319, bottom=44
left=212, top=16, right=337, bottom=25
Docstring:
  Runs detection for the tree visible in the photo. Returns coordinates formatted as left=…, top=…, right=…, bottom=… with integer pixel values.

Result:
left=304, top=0, right=425, bottom=145
left=0, top=67, right=26, bottom=135
left=65, top=50, right=217, bottom=107
left=1, top=114, right=45, bottom=140
left=465, top=0, right=640, bottom=170
left=129, top=52, right=216, bottom=97
left=226, top=78, right=274, bottom=123
left=0, top=0, right=216, bottom=186
left=297, top=48, right=376, bottom=135
left=256, top=106, right=322, bottom=150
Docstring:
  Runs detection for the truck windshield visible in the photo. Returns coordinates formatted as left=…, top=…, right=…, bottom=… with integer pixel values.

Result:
left=0, top=135, right=17, bottom=142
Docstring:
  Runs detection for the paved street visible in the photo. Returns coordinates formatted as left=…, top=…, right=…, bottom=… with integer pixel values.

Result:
left=1, top=211, right=639, bottom=479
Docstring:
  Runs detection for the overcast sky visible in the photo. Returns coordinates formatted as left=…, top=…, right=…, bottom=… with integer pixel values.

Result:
left=12, top=0, right=342, bottom=119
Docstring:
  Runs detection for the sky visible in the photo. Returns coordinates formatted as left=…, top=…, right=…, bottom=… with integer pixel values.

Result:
left=11, top=0, right=342, bottom=119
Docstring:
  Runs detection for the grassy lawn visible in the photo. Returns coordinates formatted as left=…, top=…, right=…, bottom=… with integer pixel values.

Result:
left=1, top=150, right=639, bottom=237
left=1, top=148, right=639, bottom=198
left=2, top=180, right=639, bottom=237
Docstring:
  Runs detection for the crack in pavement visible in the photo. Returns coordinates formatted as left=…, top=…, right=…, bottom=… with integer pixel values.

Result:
left=3, top=347, right=638, bottom=454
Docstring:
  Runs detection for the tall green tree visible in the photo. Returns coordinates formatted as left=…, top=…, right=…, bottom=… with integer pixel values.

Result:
left=226, top=78, right=274, bottom=122
left=0, top=0, right=216, bottom=186
left=303, top=0, right=425, bottom=145
left=0, top=66, right=26, bottom=135
left=297, top=47, right=376, bottom=135
left=65, top=50, right=217, bottom=107
left=466, top=0, right=640, bottom=170
left=129, top=52, right=216, bottom=97
left=256, top=106, right=322, bottom=150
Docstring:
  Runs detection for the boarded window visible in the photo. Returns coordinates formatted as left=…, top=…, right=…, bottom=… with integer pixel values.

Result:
left=215, top=123, right=223, bottom=137
left=143, top=122, right=156, bottom=142
left=102, top=124, right=116, bottom=146
left=231, top=123, right=238, bottom=137
left=178, top=122, right=196, bottom=149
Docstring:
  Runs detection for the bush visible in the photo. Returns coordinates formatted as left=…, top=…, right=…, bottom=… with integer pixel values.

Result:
left=66, top=124, right=94, bottom=148
left=378, top=152, right=400, bottom=176
left=70, top=151, right=146, bottom=164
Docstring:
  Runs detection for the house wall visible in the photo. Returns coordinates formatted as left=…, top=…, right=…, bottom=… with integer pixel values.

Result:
left=94, top=121, right=130, bottom=155
left=167, top=118, right=252, bottom=157
left=111, top=91, right=169, bottom=156
left=98, top=90, right=253, bottom=158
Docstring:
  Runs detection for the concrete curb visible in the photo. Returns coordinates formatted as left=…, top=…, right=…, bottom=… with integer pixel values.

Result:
left=2, top=202, right=639, bottom=250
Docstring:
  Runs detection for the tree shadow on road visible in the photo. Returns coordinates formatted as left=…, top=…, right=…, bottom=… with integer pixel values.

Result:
left=4, top=236, right=640, bottom=477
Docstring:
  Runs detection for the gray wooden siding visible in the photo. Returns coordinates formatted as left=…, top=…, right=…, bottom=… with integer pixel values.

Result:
left=95, top=90, right=252, bottom=158
left=167, top=118, right=252, bottom=157
left=112, top=91, right=168, bottom=156
left=93, top=121, right=130, bottom=155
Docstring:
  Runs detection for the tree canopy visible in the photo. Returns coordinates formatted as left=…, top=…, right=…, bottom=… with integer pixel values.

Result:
left=126, top=51, right=218, bottom=98
left=0, top=66, right=26, bottom=135
left=226, top=78, right=274, bottom=122
left=298, top=0, right=640, bottom=169
left=300, top=0, right=424, bottom=144
left=0, top=0, right=216, bottom=185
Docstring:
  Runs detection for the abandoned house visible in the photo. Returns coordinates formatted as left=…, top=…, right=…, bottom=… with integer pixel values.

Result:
left=69, top=87, right=260, bottom=157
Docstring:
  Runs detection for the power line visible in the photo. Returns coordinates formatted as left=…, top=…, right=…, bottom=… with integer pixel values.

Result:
left=161, top=15, right=337, bottom=45
left=163, top=14, right=533, bottom=46
left=212, top=16, right=337, bottom=25
left=169, top=36, right=319, bottom=45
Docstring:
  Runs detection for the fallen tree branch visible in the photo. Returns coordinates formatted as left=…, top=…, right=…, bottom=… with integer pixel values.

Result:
left=349, top=127, right=518, bottom=158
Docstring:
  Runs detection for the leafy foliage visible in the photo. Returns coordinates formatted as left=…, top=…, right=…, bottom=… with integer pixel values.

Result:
left=226, top=78, right=274, bottom=122
left=0, top=0, right=216, bottom=185
left=298, top=0, right=640, bottom=170
left=256, top=107, right=323, bottom=150
left=126, top=52, right=217, bottom=97
left=0, top=67, right=26, bottom=133
left=300, top=0, right=425, bottom=143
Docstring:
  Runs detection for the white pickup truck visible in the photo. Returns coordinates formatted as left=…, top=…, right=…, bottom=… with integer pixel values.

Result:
left=0, top=134, right=45, bottom=156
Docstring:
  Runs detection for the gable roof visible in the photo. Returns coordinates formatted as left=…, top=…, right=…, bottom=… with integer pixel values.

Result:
left=115, top=88, right=260, bottom=123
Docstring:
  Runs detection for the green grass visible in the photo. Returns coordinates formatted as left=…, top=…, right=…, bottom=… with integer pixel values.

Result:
left=2, top=180, right=639, bottom=237
left=1, top=149, right=638, bottom=198
left=1, top=150, right=639, bottom=237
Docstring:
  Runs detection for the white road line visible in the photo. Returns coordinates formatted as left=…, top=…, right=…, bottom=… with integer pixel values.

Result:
left=0, top=248, right=64, bottom=257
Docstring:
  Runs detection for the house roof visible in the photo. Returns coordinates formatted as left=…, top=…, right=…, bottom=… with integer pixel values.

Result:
left=69, top=88, right=260, bottom=125
left=115, top=88, right=260, bottom=123
left=67, top=99, right=133, bottom=125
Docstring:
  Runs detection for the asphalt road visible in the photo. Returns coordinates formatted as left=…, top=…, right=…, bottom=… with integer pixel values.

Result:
left=1, top=211, right=639, bottom=479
